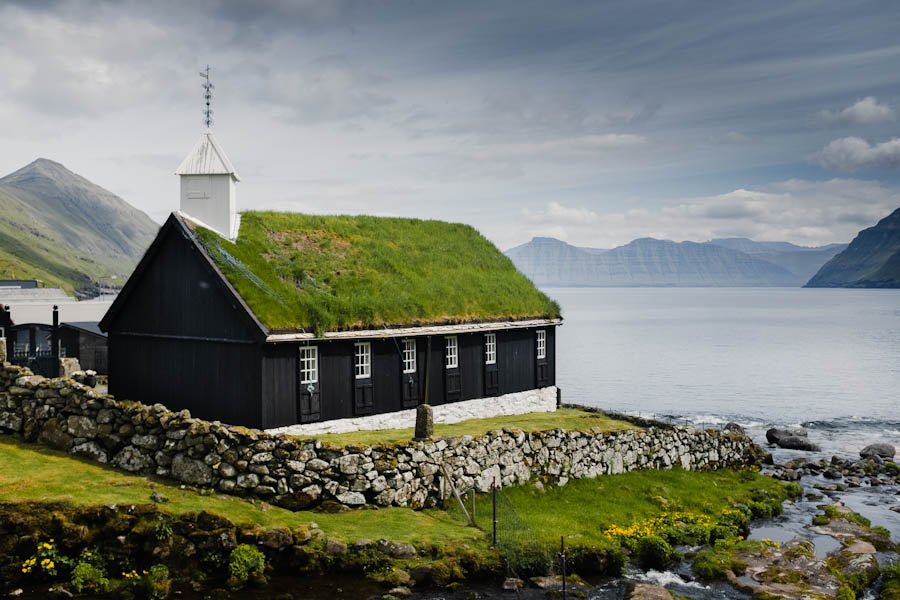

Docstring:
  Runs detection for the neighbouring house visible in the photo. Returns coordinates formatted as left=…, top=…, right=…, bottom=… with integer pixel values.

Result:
left=59, top=322, right=108, bottom=374
left=99, top=131, right=561, bottom=431
left=2, top=302, right=109, bottom=377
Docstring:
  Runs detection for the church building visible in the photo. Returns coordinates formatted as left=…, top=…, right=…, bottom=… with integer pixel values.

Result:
left=99, top=130, right=561, bottom=432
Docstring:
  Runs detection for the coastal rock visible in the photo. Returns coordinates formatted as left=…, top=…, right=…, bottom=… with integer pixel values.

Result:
left=777, top=436, right=820, bottom=452
left=628, top=584, right=676, bottom=600
left=724, top=422, right=745, bottom=434
left=502, top=578, right=524, bottom=591
left=860, top=443, right=895, bottom=459
left=765, top=428, right=807, bottom=445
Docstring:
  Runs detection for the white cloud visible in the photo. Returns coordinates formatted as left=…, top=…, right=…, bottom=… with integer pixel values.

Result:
left=512, top=179, right=900, bottom=248
left=818, top=136, right=900, bottom=170
left=816, top=97, right=895, bottom=125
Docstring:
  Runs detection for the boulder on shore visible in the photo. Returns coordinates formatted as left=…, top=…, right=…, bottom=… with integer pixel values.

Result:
left=766, top=428, right=807, bottom=445
left=778, top=436, right=821, bottom=452
left=766, top=428, right=820, bottom=451
left=859, top=443, right=895, bottom=459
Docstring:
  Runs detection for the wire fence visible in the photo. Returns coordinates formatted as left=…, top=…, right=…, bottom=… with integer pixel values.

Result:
left=447, top=483, right=554, bottom=577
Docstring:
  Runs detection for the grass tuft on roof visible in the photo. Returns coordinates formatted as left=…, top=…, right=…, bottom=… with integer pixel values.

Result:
left=192, top=211, right=560, bottom=333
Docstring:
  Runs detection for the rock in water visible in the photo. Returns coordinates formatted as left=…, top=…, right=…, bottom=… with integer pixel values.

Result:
left=628, top=584, right=676, bottom=600
left=859, top=443, right=895, bottom=459
left=766, top=428, right=808, bottom=445
left=778, top=436, right=821, bottom=452
left=766, top=428, right=819, bottom=451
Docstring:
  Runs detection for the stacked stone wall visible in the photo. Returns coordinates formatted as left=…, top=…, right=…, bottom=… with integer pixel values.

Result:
left=0, top=363, right=759, bottom=510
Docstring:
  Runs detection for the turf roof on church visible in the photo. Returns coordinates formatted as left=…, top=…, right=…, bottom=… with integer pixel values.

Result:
left=191, top=211, right=560, bottom=334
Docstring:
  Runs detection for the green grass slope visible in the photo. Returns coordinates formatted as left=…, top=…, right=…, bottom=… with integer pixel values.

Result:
left=0, top=159, right=159, bottom=296
left=192, top=211, right=560, bottom=333
left=806, top=206, right=900, bottom=288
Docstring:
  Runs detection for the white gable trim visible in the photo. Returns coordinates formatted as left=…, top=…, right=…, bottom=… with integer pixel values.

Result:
left=265, top=318, right=562, bottom=343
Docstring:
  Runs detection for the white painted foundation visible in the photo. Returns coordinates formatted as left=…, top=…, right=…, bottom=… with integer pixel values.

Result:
left=266, top=386, right=558, bottom=436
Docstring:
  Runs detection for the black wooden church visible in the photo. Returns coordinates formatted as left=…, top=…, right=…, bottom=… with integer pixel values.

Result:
left=100, top=132, right=560, bottom=430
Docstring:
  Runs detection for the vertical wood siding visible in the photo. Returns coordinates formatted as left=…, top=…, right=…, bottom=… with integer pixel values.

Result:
left=109, top=335, right=261, bottom=428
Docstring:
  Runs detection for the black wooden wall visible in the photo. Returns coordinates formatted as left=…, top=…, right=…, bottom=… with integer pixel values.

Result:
left=104, top=221, right=266, bottom=428
left=263, top=326, right=556, bottom=428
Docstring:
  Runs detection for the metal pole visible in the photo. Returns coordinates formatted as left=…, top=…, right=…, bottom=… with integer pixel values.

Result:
left=492, top=483, right=498, bottom=547
left=471, top=489, right=476, bottom=527
left=560, top=535, right=567, bottom=600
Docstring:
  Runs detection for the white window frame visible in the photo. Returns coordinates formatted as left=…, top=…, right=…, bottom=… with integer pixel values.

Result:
left=536, top=330, right=546, bottom=360
left=402, top=339, right=417, bottom=374
left=484, top=333, right=496, bottom=365
left=445, top=335, right=458, bottom=369
left=299, top=346, right=318, bottom=384
left=355, top=341, right=371, bottom=379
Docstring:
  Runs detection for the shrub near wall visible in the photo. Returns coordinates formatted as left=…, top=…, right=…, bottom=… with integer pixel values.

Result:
left=0, top=364, right=760, bottom=510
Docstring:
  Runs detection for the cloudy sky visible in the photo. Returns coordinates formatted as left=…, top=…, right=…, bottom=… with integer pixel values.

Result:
left=2, top=0, right=900, bottom=249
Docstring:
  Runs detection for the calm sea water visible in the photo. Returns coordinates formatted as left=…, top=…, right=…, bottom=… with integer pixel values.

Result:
left=546, top=287, right=900, bottom=457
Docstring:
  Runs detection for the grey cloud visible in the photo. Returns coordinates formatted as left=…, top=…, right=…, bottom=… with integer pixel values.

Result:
left=516, top=179, right=900, bottom=249
left=818, top=137, right=900, bottom=170
left=816, top=97, right=895, bottom=126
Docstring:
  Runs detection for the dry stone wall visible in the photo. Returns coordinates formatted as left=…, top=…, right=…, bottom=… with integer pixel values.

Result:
left=0, top=363, right=759, bottom=510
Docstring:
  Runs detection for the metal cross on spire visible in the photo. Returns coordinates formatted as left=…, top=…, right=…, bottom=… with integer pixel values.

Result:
left=200, top=65, right=214, bottom=129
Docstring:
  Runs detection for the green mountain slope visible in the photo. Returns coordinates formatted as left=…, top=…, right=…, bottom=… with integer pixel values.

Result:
left=0, top=159, right=159, bottom=296
left=805, top=206, right=900, bottom=288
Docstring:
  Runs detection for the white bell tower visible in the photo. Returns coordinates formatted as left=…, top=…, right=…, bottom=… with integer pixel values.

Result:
left=175, top=131, right=240, bottom=239
left=175, top=65, right=241, bottom=240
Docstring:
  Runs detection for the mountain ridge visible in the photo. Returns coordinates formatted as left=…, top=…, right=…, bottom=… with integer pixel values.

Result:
left=0, top=158, right=159, bottom=297
left=806, top=206, right=900, bottom=288
left=507, top=236, right=846, bottom=287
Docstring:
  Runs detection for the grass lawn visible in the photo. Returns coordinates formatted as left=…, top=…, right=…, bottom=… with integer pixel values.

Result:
left=192, top=211, right=560, bottom=333
left=0, top=435, right=783, bottom=556
left=466, top=468, right=787, bottom=547
left=0, top=436, right=480, bottom=547
left=306, top=408, right=639, bottom=446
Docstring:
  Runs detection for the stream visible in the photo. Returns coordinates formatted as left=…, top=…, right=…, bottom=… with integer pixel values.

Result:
left=402, top=426, right=899, bottom=600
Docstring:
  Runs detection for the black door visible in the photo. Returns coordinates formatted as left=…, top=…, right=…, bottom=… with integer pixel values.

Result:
left=401, top=371, right=419, bottom=408
left=445, top=368, right=461, bottom=402
left=536, top=331, right=549, bottom=388
left=354, top=378, right=374, bottom=415
left=298, top=381, right=321, bottom=423
left=484, top=363, right=499, bottom=396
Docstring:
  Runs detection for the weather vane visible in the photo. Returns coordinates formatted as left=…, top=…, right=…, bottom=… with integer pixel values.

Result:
left=200, top=65, right=214, bottom=129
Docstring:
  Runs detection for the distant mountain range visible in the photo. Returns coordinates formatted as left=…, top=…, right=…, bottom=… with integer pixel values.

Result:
left=0, top=158, right=159, bottom=297
left=806, top=206, right=900, bottom=288
left=506, top=236, right=847, bottom=287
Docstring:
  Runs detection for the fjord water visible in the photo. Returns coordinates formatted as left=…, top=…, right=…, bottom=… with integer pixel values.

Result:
left=548, top=287, right=900, bottom=457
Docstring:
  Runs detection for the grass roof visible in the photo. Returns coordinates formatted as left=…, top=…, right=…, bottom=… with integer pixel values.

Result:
left=191, top=211, right=560, bottom=333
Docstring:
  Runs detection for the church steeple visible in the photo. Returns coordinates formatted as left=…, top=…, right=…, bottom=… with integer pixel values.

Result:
left=174, top=66, right=240, bottom=240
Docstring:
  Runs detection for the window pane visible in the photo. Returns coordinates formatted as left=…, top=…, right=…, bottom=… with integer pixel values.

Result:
left=402, top=339, right=416, bottom=373
left=445, top=336, right=458, bottom=369
left=300, top=346, right=318, bottom=384
left=485, top=333, right=496, bottom=365
left=355, top=342, right=371, bottom=379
